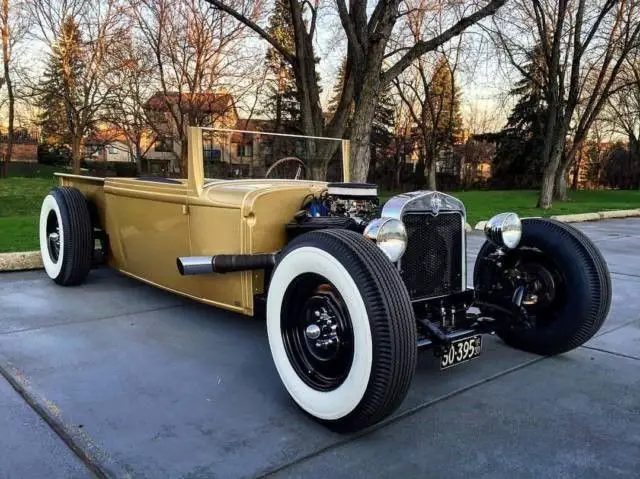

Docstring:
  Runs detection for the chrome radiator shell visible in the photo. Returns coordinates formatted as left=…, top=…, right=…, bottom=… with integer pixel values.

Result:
left=381, top=191, right=467, bottom=298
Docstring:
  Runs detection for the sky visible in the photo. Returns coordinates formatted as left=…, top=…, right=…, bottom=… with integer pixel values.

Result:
left=1, top=1, right=512, bottom=134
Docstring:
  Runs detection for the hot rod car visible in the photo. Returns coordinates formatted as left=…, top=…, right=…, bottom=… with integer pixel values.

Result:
left=39, top=128, right=611, bottom=432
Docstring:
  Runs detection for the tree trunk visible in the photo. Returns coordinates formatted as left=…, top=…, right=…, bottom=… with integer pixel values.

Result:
left=1, top=0, right=12, bottom=178
left=427, top=161, right=437, bottom=190
left=426, top=143, right=438, bottom=190
left=538, top=141, right=564, bottom=209
left=310, top=164, right=327, bottom=181
left=135, top=141, right=143, bottom=175
left=349, top=93, right=378, bottom=182
left=538, top=168, right=555, bottom=209
left=571, top=148, right=582, bottom=190
left=414, top=158, right=426, bottom=190
left=70, top=136, right=83, bottom=174
left=553, top=164, right=569, bottom=201
left=180, top=136, right=189, bottom=177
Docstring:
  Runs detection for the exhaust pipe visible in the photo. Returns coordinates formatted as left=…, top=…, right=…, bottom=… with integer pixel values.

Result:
left=177, top=253, right=277, bottom=275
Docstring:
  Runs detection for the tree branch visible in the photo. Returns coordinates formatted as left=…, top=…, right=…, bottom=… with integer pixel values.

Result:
left=382, top=0, right=506, bottom=85
left=335, top=0, right=363, bottom=59
left=203, top=0, right=295, bottom=64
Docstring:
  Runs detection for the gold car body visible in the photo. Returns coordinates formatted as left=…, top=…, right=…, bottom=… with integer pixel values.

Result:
left=55, top=128, right=346, bottom=315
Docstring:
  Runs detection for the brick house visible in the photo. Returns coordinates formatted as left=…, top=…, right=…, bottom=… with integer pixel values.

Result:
left=0, top=130, right=38, bottom=162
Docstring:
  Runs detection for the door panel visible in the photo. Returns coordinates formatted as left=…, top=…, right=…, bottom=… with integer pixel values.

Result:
left=104, top=179, right=200, bottom=294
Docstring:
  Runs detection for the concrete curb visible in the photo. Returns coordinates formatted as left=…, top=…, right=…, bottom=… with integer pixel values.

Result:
left=474, top=220, right=487, bottom=231
left=550, top=212, right=601, bottom=223
left=598, top=208, right=640, bottom=219
left=474, top=208, right=640, bottom=230
left=0, top=251, right=42, bottom=272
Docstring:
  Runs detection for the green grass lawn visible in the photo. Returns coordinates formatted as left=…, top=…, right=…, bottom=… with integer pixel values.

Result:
left=1, top=173, right=639, bottom=253
left=0, top=176, right=56, bottom=253
left=449, top=189, right=640, bottom=227
left=381, top=189, right=640, bottom=228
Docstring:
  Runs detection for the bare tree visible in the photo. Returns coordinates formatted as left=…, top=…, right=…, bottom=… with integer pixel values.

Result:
left=131, top=0, right=253, bottom=175
left=603, top=55, right=640, bottom=161
left=464, top=102, right=501, bottom=135
left=102, top=34, right=159, bottom=171
left=394, top=55, right=461, bottom=190
left=490, top=0, right=640, bottom=208
left=0, top=0, right=29, bottom=176
left=205, top=0, right=506, bottom=181
left=392, top=0, right=465, bottom=191
left=27, top=0, right=128, bottom=174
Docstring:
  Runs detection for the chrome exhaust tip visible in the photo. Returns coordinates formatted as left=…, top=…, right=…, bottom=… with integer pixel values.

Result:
left=177, top=253, right=277, bottom=275
left=176, top=256, right=214, bottom=275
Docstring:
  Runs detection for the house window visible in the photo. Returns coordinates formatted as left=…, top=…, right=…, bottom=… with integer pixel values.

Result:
left=108, top=146, right=117, bottom=155
left=155, top=137, right=173, bottom=153
left=204, top=148, right=221, bottom=162
left=236, top=143, right=252, bottom=157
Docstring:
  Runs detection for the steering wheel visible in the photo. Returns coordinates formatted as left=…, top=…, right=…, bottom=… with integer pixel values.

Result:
left=265, top=157, right=307, bottom=180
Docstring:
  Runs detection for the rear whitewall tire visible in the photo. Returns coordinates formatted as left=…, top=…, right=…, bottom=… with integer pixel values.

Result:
left=267, top=246, right=373, bottom=421
left=38, top=187, right=93, bottom=286
left=39, top=194, right=64, bottom=279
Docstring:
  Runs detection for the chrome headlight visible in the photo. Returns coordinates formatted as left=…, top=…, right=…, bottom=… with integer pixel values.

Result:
left=484, top=212, right=522, bottom=249
left=364, top=218, right=407, bottom=262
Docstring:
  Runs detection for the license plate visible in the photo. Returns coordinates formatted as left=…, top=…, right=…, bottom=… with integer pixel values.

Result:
left=440, top=335, right=482, bottom=369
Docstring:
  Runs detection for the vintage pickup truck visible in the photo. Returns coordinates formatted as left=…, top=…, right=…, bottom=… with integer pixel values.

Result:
left=39, top=127, right=611, bottom=432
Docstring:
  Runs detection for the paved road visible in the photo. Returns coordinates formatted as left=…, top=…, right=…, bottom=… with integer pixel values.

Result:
left=0, top=219, right=638, bottom=478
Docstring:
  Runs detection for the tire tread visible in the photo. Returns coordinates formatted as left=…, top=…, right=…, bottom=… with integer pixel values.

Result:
left=276, top=229, right=417, bottom=432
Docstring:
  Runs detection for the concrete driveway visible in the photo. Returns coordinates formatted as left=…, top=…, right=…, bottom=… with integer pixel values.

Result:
left=1, top=218, right=638, bottom=478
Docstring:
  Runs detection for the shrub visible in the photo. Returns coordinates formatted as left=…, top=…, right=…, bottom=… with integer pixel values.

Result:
left=38, top=143, right=72, bottom=166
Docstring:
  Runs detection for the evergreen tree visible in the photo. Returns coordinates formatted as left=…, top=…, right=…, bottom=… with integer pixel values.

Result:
left=492, top=46, right=547, bottom=189
left=263, top=0, right=300, bottom=132
left=368, top=82, right=396, bottom=183
left=405, top=57, right=462, bottom=190
left=38, top=16, right=85, bottom=144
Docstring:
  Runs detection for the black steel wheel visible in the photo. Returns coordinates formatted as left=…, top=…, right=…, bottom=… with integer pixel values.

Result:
left=474, top=218, right=611, bottom=355
left=267, top=229, right=417, bottom=432
left=281, top=275, right=354, bottom=391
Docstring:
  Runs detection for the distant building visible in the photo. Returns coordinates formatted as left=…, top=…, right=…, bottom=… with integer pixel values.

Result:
left=0, top=128, right=38, bottom=163
left=569, top=141, right=618, bottom=190
left=143, top=91, right=238, bottom=174
left=84, top=129, right=135, bottom=163
left=200, top=118, right=313, bottom=178
left=455, top=134, right=497, bottom=187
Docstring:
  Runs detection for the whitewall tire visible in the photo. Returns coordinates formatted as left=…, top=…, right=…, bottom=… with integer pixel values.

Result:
left=266, top=229, right=417, bottom=432
left=39, top=187, right=93, bottom=286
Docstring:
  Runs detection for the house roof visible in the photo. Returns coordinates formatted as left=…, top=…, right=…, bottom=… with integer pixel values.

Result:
left=86, top=128, right=130, bottom=145
left=230, top=119, right=278, bottom=143
left=144, top=91, right=234, bottom=115
left=234, top=118, right=274, bottom=132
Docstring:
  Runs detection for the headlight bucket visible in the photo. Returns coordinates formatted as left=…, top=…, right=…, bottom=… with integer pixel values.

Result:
left=484, top=212, right=522, bottom=249
left=364, top=218, right=407, bottom=262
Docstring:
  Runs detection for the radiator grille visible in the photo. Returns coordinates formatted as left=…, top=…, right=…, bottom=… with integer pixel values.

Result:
left=400, top=212, right=463, bottom=299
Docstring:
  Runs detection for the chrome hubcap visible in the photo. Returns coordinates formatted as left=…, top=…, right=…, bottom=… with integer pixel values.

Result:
left=305, top=324, right=321, bottom=340
left=46, top=209, right=61, bottom=263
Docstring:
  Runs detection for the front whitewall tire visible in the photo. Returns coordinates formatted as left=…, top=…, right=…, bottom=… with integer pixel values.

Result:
left=266, top=229, right=417, bottom=432
left=267, top=246, right=373, bottom=420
